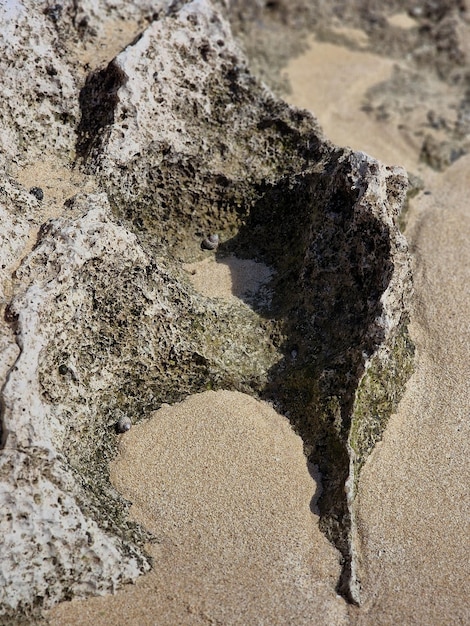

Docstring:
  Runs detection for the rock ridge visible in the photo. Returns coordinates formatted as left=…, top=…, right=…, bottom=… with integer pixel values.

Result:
left=0, top=0, right=413, bottom=619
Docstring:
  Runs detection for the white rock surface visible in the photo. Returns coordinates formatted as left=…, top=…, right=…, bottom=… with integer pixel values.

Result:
left=0, top=449, right=145, bottom=616
left=4, top=194, right=147, bottom=451
left=0, top=1, right=77, bottom=166
left=0, top=194, right=151, bottom=620
left=103, top=0, right=239, bottom=164
left=0, top=180, right=32, bottom=302
left=0, top=0, right=170, bottom=169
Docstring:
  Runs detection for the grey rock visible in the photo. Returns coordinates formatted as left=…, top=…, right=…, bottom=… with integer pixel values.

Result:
left=0, top=0, right=414, bottom=618
left=0, top=177, right=46, bottom=302
left=0, top=1, right=78, bottom=167
left=0, top=449, right=147, bottom=620
left=29, top=186, right=44, bottom=201
left=77, top=0, right=325, bottom=262
left=1, top=191, right=278, bottom=620
left=232, top=1, right=470, bottom=171
left=76, top=0, right=413, bottom=603
left=116, top=414, right=132, bottom=433
left=1, top=196, right=154, bottom=620
left=0, top=0, right=169, bottom=170
left=201, top=234, right=220, bottom=250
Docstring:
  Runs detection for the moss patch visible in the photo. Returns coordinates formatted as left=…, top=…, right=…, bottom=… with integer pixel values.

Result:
left=350, top=318, right=415, bottom=487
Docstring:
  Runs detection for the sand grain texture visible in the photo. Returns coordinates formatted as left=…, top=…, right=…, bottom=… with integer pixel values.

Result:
left=184, top=255, right=273, bottom=305
left=47, top=391, right=347, bottom=625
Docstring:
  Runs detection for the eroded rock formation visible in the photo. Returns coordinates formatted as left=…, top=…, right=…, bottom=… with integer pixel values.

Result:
left=0, top=0, right=414, bottom=620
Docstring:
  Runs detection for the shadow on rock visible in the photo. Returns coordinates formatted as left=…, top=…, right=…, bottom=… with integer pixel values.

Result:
left=220, top=156, right=398, bottom=602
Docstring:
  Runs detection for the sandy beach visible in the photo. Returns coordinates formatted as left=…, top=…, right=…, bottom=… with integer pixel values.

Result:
left=42, top=25, right=470, bottom=626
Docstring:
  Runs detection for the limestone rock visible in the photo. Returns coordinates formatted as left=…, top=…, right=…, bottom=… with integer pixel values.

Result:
left=0, top=0, right=414, bottom=619
left=76, top=0, right=413, bottom=603
left=1, top=191, right=278, bottom=620
left=0, top=179, right=36, bottom=302
left=0, top=1, right=78, bottom=167
left=76, top=0, right=326, bottom=260
left=0, top=196, right=154, bottom=621
left=0, top=449, right=146, bottom=621
left=0, top=0, right=168, bottom=170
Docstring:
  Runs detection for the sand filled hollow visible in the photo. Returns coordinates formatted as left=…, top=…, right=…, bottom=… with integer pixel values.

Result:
left=47, top=391, right=347, bottom=625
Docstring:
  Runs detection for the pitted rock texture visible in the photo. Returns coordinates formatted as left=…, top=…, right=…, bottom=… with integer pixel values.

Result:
left=0, top=179, right=38, bottom=302
left=1, top=0, right=413, bottom=619
left=75, top=0, right=413, bottom=604
left=1, top=192, right=279, bottom=621
left=0, top=448, right=147, bottom=621
left=0, top=0, right=167, bottom=170
left=76, top=0, right=326, bottom=261
left=0, top=0, right=78, bottom=167
left=1, top=196, right=157, bottom=621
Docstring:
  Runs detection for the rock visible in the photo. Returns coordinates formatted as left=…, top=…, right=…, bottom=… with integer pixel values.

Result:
left=0, top=449, right=146, bottom=622
left=0, top=0, right=414, bottom=619
left=76, top=0, right=413, bottom=604
left=0, top=179, right=34, bottom=303
left=0, top=1, right=78, bottom=167
left=0, top=0, right=166, bottom=170
left=1, top=191, right=279, bottom=621
left=0, top=196, right=155, bottom=621
left=77, top=0, right=326, bottom=263
left=232, top=2, right=470, bottom=173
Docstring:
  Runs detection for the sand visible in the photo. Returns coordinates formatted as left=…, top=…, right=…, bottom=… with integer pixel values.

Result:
left=283, top=35, right=422, bottom=173
left=46, top=33, right=470, bottom=626
left=47, top=392, right=347, bottom=625
left=183, top=255, right=273, bottom=306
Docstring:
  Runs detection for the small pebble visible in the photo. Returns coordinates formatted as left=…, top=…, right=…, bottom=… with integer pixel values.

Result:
left=116, top=415, right=132, bottom=434
left=29, top=186, right=44, bottom=201
left=201, top=234, right=219, bottom=250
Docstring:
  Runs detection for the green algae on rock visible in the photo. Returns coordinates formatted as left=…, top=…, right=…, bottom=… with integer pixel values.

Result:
left=350, top=320, right=415, bottom=483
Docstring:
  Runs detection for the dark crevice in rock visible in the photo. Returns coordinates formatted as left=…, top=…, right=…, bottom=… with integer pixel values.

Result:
left=76, top=61, right=128, bottom=162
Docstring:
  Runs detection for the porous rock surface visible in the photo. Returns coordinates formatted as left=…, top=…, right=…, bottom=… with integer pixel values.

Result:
left=0, top=0, right=413, bottom=620
left=0, top=0, right=165, bottom=169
